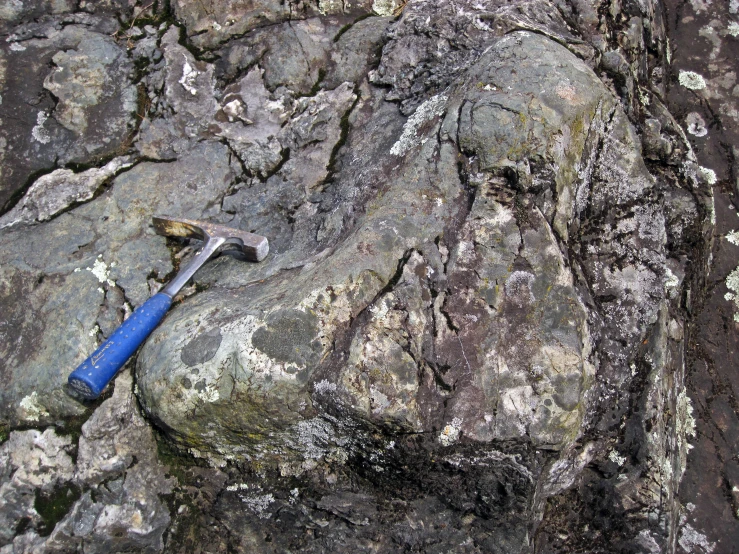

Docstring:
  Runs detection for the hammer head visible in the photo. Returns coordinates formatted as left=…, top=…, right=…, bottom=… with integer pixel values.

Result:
left=153, top=216, right=269, bottom=262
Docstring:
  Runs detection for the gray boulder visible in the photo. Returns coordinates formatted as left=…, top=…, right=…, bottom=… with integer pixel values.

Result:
left=134, top=23, right=697, bottom=552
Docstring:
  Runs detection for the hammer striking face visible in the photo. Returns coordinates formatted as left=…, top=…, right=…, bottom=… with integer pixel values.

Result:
left=152, top=216, right=269, bottom=262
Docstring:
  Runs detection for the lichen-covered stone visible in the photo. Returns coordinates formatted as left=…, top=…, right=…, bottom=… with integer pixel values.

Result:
left=0, top=371, right=174, bottom=553
left=138, top=28, right=669, bottom=481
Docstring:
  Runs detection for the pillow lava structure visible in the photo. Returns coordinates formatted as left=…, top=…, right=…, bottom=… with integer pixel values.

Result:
left=137, top=32, right=651, bottom=474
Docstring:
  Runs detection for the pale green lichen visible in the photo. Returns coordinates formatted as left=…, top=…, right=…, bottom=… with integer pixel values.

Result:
left=390, top=94, right=448, bottom=156
left=678, top=70, right=707, bottom=90
left=372, top=0, right=402, bottom=16
left=317, top=0, right=343, bottom=15
left=31, top=111, right=51, bottom=144
left=19, top=392, right=49, bottom=422
left=87, top=255, right=115, bottom=286
left=665, top=267, right=680, bottom=290
left=699, top=166, right=717, bottom=185
left=726, top=265, right=739, bottom=322
left=608, top=449, right=626, bottom=466
left=726, top=230, right=739, bottom=245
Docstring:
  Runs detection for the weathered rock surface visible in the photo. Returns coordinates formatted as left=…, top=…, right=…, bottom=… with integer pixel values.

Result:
left=663, top=0, right=739, bottom=550
left=0, top=157, right=135, bottom=229
left=0, top=14, right=137, bottom=212
left=0, top=142, right=236, bottom=424
left=131, top=2, right=704, bottom=551
left=0, top=371, right=173, bottom=553
left=171, top=0, right=377, bottom=50
left=0, top=0, right=731, bottom=551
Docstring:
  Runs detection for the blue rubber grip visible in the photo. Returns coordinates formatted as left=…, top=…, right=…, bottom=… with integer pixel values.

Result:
left=68, top=293, right=172, bottom=399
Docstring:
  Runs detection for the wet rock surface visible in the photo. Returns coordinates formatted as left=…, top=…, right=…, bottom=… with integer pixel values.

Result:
left=0, top=0, right=735, bottom=552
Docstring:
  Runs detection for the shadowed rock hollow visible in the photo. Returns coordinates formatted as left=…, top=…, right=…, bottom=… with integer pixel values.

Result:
left=0, top=0, right=722, bottom=552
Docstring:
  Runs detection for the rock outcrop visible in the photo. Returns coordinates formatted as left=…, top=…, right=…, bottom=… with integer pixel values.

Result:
left=0, top=0, right=727, bottom=552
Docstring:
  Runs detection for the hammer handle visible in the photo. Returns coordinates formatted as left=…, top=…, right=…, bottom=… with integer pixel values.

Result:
left=67, top=293, right=172, bottom=399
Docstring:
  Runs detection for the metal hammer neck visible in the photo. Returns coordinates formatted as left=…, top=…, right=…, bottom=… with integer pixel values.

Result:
left=160, top=237, right=226, bottom=298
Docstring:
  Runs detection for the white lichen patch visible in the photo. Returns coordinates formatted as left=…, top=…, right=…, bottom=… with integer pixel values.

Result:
left=278, top=416, right=351, bottom=475
left=87, top=255, right=115, bottom=286
left=725, top=265, right=739, bottom=322
left=665, top=267, right=680, bottom=291
left=439, top=417, right=463, bottom=446
left=689, top=0, right=712, bottom=13
left=390, top=94, right=448, bottom=156
left=314, top=379, right=337, bottom=394
left=676, top=389, right=697, bottom=449
left=608, top=449, right=627, bottom=466
left=226, top=483, right=250, bottom=491
left=369, top=299, right=390, bottom=321
left=678, top=70, right=707, bottom=90
left=318, top=0, right=344, bottom=14
left=19, top=392, right=49, bottom=422
left=179, top=56, right=199, bottom=96
left=443, top=450, right=535, bottom=483
left=726, top=230, right=739, bottom=245
left=505, top=271, right=536, bottom=305
left=239, top=491, right=275, bottom=519
left=31, top=111, right=51, bottom=144
left=698, top=165, right=717, bottom=185
left=686, top=111, right=708, bottom=137
left=728, top=21, right=739, bottom=37
left=679, top=523, right=716, bottom=553
left=372, top=0, right=402, bottom=16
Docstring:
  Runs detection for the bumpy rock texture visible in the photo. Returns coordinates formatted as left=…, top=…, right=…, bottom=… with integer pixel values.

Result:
left=0, top=0, right=733, bottom=552
left=0, top=371, right=173, bottom=553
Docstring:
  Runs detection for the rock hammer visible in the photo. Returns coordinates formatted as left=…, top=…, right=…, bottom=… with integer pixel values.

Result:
left=68, top=216, right=268, bottom=400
